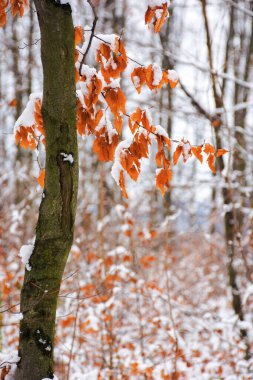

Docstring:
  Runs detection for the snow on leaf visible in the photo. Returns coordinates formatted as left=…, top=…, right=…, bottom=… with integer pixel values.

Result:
left=182, top=139, right=192, bottom=162
left=111, top=139, right=131, bottom=184
left=34, top=99, right=45, bottom=145
left=15, top=126, right=37, bottom=150
left=131, top=64, right=178, bottom=93
left=131, top=67, right=146, bottom=94
left=120, top=148, right=141, bottom=181
left=14, top=93, right=43, bottom=150
left=145, top=2, right=169, bottom=33
left=167, top=69, right=179, bottom=88
left=173, top=139, right=191, bottom=164
left=155, top=126, right=171, bottom=151
left=78, top=67, right=102, bottom=109
left=96, top=37, right=127, bottom=84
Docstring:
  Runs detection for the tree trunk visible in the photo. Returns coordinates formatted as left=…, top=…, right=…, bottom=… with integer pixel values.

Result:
left=16, top=1, right=78, bottom=379
left=200, top=0, right=251, bottom=358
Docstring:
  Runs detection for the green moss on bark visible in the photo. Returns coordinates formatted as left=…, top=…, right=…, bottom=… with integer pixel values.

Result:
left=16, top=1, right=78, bottom=379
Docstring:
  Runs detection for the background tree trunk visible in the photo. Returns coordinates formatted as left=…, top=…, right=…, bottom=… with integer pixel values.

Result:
left=16, top=1, right=78, bottom=379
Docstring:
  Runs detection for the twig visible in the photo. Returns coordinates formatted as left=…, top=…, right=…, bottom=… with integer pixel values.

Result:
left=0, top=302, right=20, bottom=314
left=67, top=288, right=80, bottom=380
left=180, top=81, right=213, bottom=122
left=79, top=0, right=98, bottom=76
left=0, top=361, right=18, bottom=369
left=78, top=33, right=144, bottom=67
left=18, top=38, right=41, bottom=50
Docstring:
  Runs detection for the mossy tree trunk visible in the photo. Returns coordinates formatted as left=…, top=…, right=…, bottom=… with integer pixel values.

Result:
left=16, top=1, right=78, bottom=379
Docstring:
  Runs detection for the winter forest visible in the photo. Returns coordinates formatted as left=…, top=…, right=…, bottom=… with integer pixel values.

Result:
left=0, top=0, right=253, bottom=379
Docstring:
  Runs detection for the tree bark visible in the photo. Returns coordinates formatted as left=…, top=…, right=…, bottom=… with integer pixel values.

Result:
left=16, top=1, right=78, bottom=379
left=200, top=0, right=250, bottom=358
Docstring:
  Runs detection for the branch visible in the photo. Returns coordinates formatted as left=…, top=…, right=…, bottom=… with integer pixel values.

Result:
left=79, top=0, right=98, bottom=76
left=200, top=0, right=222, bottom=109
left=225, top=0, right=253, bottom=17
left=179, top=81, right=212, bottom=122
left=88, top=34, right=144, bottom=67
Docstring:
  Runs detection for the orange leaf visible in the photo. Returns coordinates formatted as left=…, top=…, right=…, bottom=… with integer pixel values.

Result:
left=173, top=145, right=183, bottom=165
left=93, top=126, right=119, bottom=162
left=104, top=87, right=126, bottom=133
left=156, top=150, right=165, bottom=167
left=207, top=154, right=216, bottom=173
left=203, top=143, right=216, bottom=173
left=34, top=99, right=45, bottom=144
left=144, top=64, right=154, bottom=89
left=203, top=143, right=215, bottom=155
left=104, top=87, right=126, bottom=116
left=120, top=149, right=141, bottom=181
left=129, top=132, right=150, bottom=160
left=119, top=170, right=128, bottom=199
left=114, top=115, right=123, bottom=134
left=128, top=107, right=142, bottom=134
left=145, top=7, right=156, bottom=25
left=61, top=315, right=76, bottom=328
left=37, top=169, right=45, bottom=188
left=131, top=67, right=146, bottom=93
left=145, top=3, right=168, bottom=33
left=156, top=134, right=171, bottom=153
left=150, top=230, right=157, bottom=239
left=191, top=145, right=203, bottom=163
left=1, top=365, right=11, bottom=380
left=154, top=3, right=168, bottom=33
left=80, top=283, right=96, bottom=297
left=83, top=75, right=102, bottom=109
left=77, top=99, right=103, bottom=136
left=216, top=148, right=228, bottom=157
left=156, top=146, right=171, bottom=169
left=166, top=69, right=179, bottom=88
left=132, top=65, right=175, bottom=93
left=0, top=11, right=7, bottom=28
left=140, top=255, right=156, bottom=268
left=8, top=98, right=17, bottom=107
left=212, top=118, right=221, bottom=128
left=96, top=38, right=127, bottom=83
left=131, top=362, right=139, bottom=376
left=156, top=168, right=172, bottom=196
left=74, top=26, right=84, bottom=46
left=10, top=0, right=29, bottom=17
left=15, top=125, right=37, bottom=150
